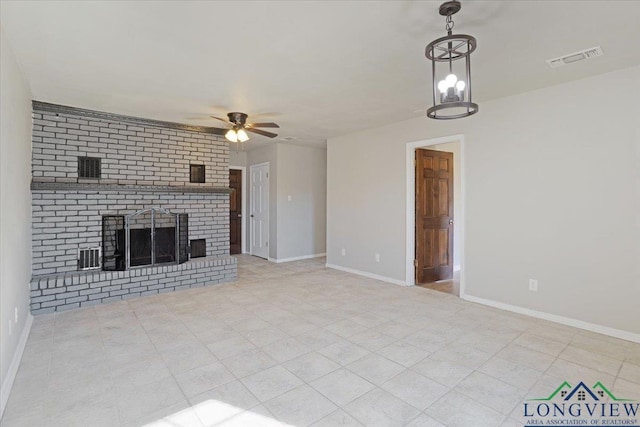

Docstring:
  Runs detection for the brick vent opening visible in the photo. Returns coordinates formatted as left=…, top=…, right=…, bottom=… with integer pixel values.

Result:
left=78, top=247, right=101, bottom=270
left=191, top=239, right=206, bottom=258
left=78, top=156, right=101, bottom=178
left=190, top=164, right=205, bottom=183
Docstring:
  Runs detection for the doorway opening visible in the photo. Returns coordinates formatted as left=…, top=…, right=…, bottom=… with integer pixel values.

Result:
left=406, top=135, right=465, bottom=297
left=229, top=168, right=243, bottom=255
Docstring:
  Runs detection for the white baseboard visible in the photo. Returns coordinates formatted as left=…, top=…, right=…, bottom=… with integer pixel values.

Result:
left=461, top=293, right=640, bottom=344
left=0, top=313, right=33, bottom=418
left=269, top=253, right=326, bottom=264
left=326, top=263, right=407, bottom=287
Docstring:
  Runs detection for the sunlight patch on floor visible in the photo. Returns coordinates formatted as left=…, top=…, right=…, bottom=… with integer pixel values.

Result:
left=143, top=399, right=290, bottom=427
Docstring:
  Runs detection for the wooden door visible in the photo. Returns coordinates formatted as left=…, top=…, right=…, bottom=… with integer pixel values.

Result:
left=415, top=148, right=454, bottom=284
left=229, top=169, right=242, bottom=255
left=250, top=163, right=269, bottom=259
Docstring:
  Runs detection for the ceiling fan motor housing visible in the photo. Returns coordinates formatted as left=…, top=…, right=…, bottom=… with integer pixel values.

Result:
left=227, top=112, right=248, bottom=126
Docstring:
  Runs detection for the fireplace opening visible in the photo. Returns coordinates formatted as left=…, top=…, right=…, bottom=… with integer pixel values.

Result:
left=128, top=227, right=176, bottom=266
left=102, top=208, right=188, bottom=271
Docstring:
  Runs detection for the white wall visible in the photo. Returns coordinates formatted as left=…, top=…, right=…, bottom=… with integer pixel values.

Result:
left=327, top=65, right=640, bottom=337
left=248, top=143, right=327, bottom=261
left=229, top=149, right=247, bottom=168
left=276, top=144, right=326, bottom=260
left=0, top=27, right=33, bottom=415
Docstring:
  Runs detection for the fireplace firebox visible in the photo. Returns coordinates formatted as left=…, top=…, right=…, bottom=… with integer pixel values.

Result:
left=102, top=208, right=189, bottom=271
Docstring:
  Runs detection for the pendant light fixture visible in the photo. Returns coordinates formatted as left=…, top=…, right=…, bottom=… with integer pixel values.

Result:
left=426, top=1, right=478, bottom=119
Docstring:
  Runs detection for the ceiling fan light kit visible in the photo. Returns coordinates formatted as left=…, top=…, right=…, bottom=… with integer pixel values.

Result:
left=426, top=0, right=478, bottom=120
left=225, top=128, right=249, bottom=143
left=210, top=112, right=280, bottom=147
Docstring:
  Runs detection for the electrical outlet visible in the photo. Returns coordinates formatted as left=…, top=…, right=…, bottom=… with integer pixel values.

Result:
left=529, top=279, right=538, bottom=292
left=341, top=248, right=346, bottom=256
left=287, top=195, right=292, bottom=202
left=375, top=253, right=380, bottom=263
left=15, top=307, right=18, bottom=323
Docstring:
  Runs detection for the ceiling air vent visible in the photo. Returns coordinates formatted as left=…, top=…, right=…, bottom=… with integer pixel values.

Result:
left=546, top=46, right=603, bottom=68
left=281, top=136, right=296, bottom=142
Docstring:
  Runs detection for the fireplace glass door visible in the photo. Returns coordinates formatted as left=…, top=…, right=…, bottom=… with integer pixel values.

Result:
left=129, top=209, right=153, bottom=267
left=153, top=210, right=176, bottom=265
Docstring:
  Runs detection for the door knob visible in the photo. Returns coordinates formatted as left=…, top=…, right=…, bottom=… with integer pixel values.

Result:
left=250, top=214, right=254, bottom=218
left=238, top=214, right=242, bottom=218
left=449, top=219, right=454, bottom=224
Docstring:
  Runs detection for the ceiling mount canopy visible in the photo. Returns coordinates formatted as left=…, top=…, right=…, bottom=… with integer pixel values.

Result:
left=425, top=0, right=478, bottom=120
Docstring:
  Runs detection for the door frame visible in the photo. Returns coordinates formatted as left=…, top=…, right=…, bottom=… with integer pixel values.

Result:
left=406, top=134, right=466, bottom=296
left=229, top=166, right=247, bottom=254
left=249, top=162, right=270, bottom=258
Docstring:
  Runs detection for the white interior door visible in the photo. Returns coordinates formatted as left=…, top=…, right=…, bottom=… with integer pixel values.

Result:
left=250, top=163, right=269, bottom=258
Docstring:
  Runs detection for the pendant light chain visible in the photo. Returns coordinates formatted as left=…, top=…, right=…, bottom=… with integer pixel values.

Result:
left=446, top=14, right=454, bottom=73
left=445, top=14, right=454, bottom=35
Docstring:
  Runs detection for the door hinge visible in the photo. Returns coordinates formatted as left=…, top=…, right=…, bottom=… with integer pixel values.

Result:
left=413, top=158, right=416, bottom=167
left=266, top=241, right=268, bottom=247
left=413, top=259, right=418, bottom=267
left=266, top=172, right=269, bottom=178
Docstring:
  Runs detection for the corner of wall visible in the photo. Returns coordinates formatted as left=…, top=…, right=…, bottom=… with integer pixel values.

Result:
left=0, top=27, right=34, bottom=418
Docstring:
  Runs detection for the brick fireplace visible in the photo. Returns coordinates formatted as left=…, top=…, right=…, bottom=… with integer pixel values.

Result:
left=29, top=102, right=237, bottom=314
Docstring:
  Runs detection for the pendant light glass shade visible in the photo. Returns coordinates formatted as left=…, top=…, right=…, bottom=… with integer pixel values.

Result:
left=225, top=129, right=238, bottom=143
left=236, top=129, right=249, bottom=143
left=225, top=127, right=250, bottom=143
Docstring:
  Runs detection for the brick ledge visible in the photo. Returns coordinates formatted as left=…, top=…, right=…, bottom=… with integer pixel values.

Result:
left=31, top=179, right=232, bottom=194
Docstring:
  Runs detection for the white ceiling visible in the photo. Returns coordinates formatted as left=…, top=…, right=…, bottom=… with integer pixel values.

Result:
left=2, top=1, right=640, bottom=150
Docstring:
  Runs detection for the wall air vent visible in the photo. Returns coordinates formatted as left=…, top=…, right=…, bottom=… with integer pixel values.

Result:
left=78, top=156, right=101, bottom=178
left=78, top=247, right=101, bottom=270
left=546, top=46, right=603, bottom=68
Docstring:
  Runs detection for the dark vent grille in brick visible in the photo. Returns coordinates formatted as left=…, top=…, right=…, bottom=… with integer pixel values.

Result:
left=78, top=247, right=101, bottom=270
left=78, top=156, right=101, bottom=178
left=191, top=239, right=206, bottom=258
left=190, top=164, right=205, bottom=183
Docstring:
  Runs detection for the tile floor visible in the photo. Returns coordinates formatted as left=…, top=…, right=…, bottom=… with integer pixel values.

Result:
left=2, top=255, right=639, bottom=426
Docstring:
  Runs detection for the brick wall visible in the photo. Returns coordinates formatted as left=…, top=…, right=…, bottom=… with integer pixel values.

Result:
left=31, top=189, right=229, bottom=276
left=29, top=103, right=237, bottom=313
left=32, top=110, right=228, bottom=186
left=30, top=256, right=237, bottom=314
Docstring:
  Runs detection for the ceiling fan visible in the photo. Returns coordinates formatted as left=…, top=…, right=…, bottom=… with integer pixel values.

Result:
left=210, top=112, right=280, bottom=144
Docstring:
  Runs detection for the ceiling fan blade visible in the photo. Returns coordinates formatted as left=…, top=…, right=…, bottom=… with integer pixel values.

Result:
left=246, top=128, right=278, bottom=138
left=210, top=116, right=230, bottom=124
left=247, top=122, right=280, bottom=129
